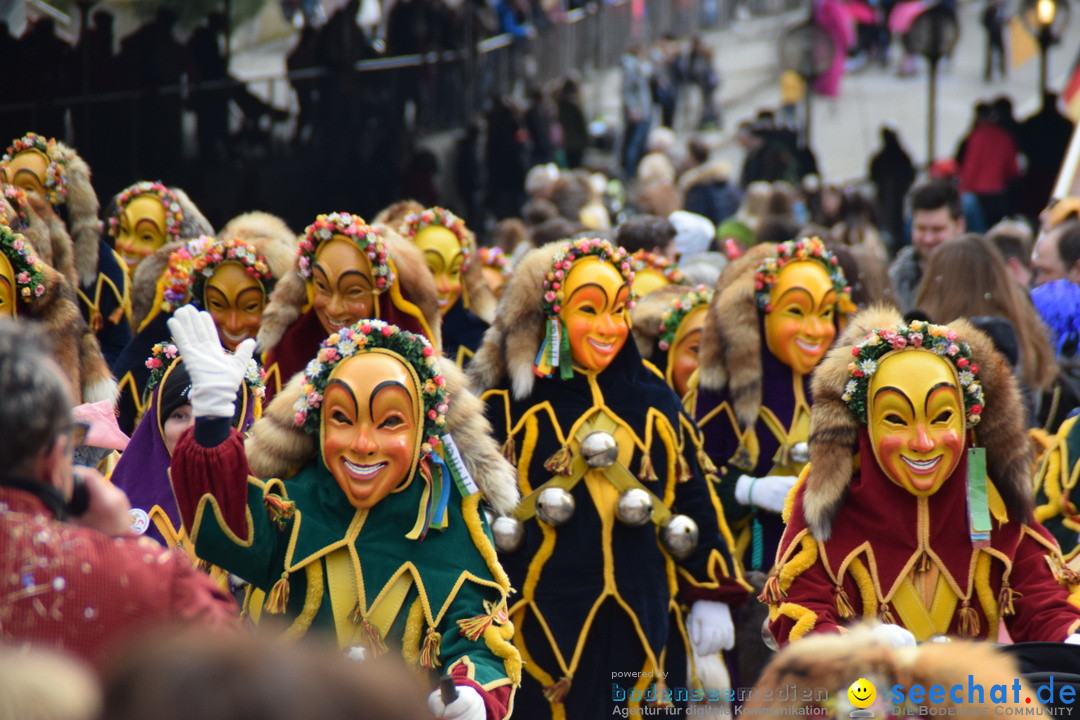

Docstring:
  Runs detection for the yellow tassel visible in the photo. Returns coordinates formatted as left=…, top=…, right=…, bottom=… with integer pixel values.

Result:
left=916, top=552, right=930, bottom=573
left=638, top=454, right=658, bottom=482
left=879, top=602, right=897, bottom=626
left=697, top=448, right=717, bottom=474
left=419, top=627, right=442, bottom=669
left=544, top=445, right=573, bottom=475
left=544, top=676, right=572, bottom=703
left=649, top=680, right=673, bottom=708
left=502, top=436, right=517, bottom=465
left=833, top=584, right=856, bottom=619
left=958, top=601, right=980, bottom=637
left=759, top=574, right=786, bottom=604
left=264, top=572, right=290, bottom=614
left=677, top=455, right=693, bottom=483
left=264, top=495, right=296, bottom=530
left=998, top=582, right=1016, bottom=617
left=356, top=620, right=389, bottom=657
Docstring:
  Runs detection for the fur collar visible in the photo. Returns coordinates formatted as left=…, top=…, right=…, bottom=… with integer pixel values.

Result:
left=629, top=284, right=687, bottom=360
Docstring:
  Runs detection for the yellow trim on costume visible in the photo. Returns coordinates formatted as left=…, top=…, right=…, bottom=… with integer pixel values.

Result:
left=117, top=371, right=145, bottom=424
left=183, top=471, right=260, bottom=547
left=777, top=601, right=817, bottom=641
left=403, top=598, right=424, bottom=667
left=455, top=344, right=474, bottom=367
left=847, top=556, right=877, bottom=617
left=890, top=571, right=959, bottom=640
left=387, top=257, right=437, bottom=347
left=282, top=562, right=324, bottom=639
left=972, top=551, right=1000, bottom=641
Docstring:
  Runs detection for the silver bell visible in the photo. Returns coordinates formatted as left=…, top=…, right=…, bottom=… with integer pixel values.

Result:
left=491, top=515, right=524, bottom=552
left=660, top=514, right=699, bottom=559
left=616, top=488, right=654, bottom=527
left=580, top=430, right=619, bottom=468
left=789, top=441, right=810, bottom=465
left=536, top=487, right=575, bottom=526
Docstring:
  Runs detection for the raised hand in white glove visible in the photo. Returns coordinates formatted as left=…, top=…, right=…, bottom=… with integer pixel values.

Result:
left=686, top=600, right=735, bottom=656
left=427, top=684, right=486, bottom=720
left=1064, top=634, right=1080, bottom=645
left=734, top=474, right=798, bottom=513
left=871, top=623, right=917, bottom=648
left=166, top=305, right=256, bottom=419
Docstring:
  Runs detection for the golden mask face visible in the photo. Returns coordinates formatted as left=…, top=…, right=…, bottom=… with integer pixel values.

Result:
left=668, top=304, right=707, bottom=398
left=116, top=194, right=168, bottom=272
left=311, top=235, right=377, bottom=336
left=560, top=256, right=631, bottom=373
left=481, top=265, right=507, bottom=300
left=414, top=226, right=464, bottom=315
left=320, top=352, right=422, bottom=509
left=631, top=268, right=671, bottom=299
left=0, top=252, right=16, bottom=318
left=2, top=150, right=50, bottom=216
left=868, top=351, right=965, bottom=498
left=204, top=262, right=265, bottom=352
left=763, top=260, right=837, bottom=376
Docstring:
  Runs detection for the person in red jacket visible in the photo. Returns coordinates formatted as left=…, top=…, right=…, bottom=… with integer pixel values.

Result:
left=957, top=102, right=1019, bottom=227
left=0, top=319, right=237, bottom=673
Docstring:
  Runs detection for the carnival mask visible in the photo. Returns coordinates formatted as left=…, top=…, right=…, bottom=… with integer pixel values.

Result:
left=204, top=262, right=265, bottom=352
left=2, top=150, right=50, bottom=216
left=115, top=194, right=168, bottom=271
left=867, top=350, right=965, bottom=497
left=481, top=265, right=507, bottom=300
left=311, top=235, right=377, bottom=335
left=414, top=225, right=464, bottom=315
left=0, top=252, right=15, bottom=318
left=631, top=267, right=672, bottom=299
left=320, top=352, right=422, bottom=509
left=560, top=255, right=631, bottom=373
left=763, top=260, right=837, bottom=376
left=668, top=304, right=707, bottom=397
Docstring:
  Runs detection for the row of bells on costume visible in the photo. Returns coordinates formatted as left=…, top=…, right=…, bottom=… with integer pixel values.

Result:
left=488, top=431, right=700, bottom=560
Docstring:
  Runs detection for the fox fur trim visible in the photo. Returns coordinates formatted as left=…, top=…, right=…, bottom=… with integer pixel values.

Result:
left=462, top=227, right=498, bottom=323
left=130, top=240, right=184, bottom=330
left=629, top=284, right=687, bottom=359
left=172, top=187, right=214, bottom=240
left=467, top=242, right=564, bottom=400
left=50, top=141, right=100, bottom=288
left=696, top=243, right=777, bottom=429
left=372, top=199, right=425, bottom=228
left=246, top=356, right=518, bottom=514
left=217, top=211, right=298, bottom=281
left=804, top=305, right=1034, bottom=540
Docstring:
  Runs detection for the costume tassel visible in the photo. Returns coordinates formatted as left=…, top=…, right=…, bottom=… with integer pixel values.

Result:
left=264, top=495, right=296, bottom=530
left=356, top=620, right=389, bottom=657
left=638, top=454, right=658, bottom=482
left=677, top=455, right=693, bottom=482
left=649, top=681, right=674, bottom=708
left=502, top=436, right=517, bottom=465
left=958, top=601, right=980, bottom=638
left=264, top=572, right=290, bottom=614
left=348, top=600, right=365, bottom=625
left=696, top=449, right=717, bottom=474
left=879, top=602, right=897, bottom=626
left=458, top=614, right=494, bottom=641
left=833, top=584, right=856, bottom=619
left=544, top=445, right=573, bottom=476
left=998, top=582, right=1016, bottom=617
left=759, top=574, right=786, bottom=604
left=419, top=627, right=442, bottom=669
left=544, top=676, right=573, bottom=703
left=916, top=551, right=931, bottom=573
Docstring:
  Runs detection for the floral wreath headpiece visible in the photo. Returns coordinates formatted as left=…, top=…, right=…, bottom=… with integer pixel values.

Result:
left=293, top=319, right=448, bottom=449
left=144, top=340, right=266, bottom=407
left=400, top=206, right=472, bottom=272
left=478, top=246, right=512, bottom=280
left=2, top=186, right=30, bottom=230
left=658, top=285, right=713, bottom=351
left=107, top=181, right=184, bottom=242
left=2, top=134, right=66, bottom=207
left=536, top=236, right=635, bottom=380
left=160, top=236, right=275, bottom=313
left=297, top=213, right=394, bottom=292
left=0, top=225, right=47, bottom=302
left=841, top=319, right=985, bottom=427
left=753, top=237, right=851, bottom=313
left=630, top=250, right=685, bottom=285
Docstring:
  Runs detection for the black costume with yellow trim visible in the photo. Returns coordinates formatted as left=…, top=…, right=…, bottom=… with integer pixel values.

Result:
left=1034, top=414, right=1080, bottom=558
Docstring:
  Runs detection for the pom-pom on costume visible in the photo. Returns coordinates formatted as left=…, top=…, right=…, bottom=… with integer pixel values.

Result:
left=400, top=206, right=496, bottom=366
left=169, top=316, right=520, bottom=720
left=1, top=133, right=134, bottom=363
left=468, top=237, right=747, bottom=720
left=766, top=307, right=1080, bottom=646
left=257, top=212, right=442, bottom=398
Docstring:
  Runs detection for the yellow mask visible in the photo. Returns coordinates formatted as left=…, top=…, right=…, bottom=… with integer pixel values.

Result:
left=481, top=265, right=507, bottom=300
left=631, top=267, right=672, bottom=298
left=116, top=194, right=168, bottom=272
left=414, top=225, right=464, bottom=315
left=311, top=235, right=377, bottom=335
left=320, top=352, right=422, bottom=509
left=559, top=255, right=631, bottom=373
left=763, top=260, right=837, bottom=376
left=868, top=351, right=965, bottom=497
left=667, top=304, right=707, bottom=397
left=0, top=252, right=16, bottom=318
left=2, top=150, right=50, bottom=216
left=204, top=262, right=265, bottom=352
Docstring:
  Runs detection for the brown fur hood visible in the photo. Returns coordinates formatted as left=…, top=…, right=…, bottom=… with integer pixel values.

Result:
left=803, top=305, right=1033, bottom=540
left=246, top=356, right=519, bottom=514
left=217, top=211, right=299, bottom=281
left=171, top=187, right=214, bottom=239
left=255, top=225, right=442, bottom=355
left=467, top=242, right=564, bottom=400
left=629, top=284, right=687, bottom=360
left=696, top=243, right=779, bottom=429
left=50, top=141, right=100, bottom=288
left=372, top=199, right=424, bottom=228
left=130, top=239, right=185, bottom=330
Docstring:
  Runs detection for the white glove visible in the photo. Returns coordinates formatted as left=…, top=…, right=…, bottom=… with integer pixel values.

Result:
left=871, top=623, right=917, bottom=648
left=427, top=684, right=485, bottom=720
left=1064, top=634, right=1080, bottom=645
left=686, top=600, right=735, bottom=656
left=735, top=474, right=798, bottom=513
left=167, top=305, right=256, bottom=419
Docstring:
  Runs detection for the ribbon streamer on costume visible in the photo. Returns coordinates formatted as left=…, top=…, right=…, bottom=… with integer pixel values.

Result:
left=967, top=447, right=991, bottom=548
left=406, top=452, right=451, bottom=540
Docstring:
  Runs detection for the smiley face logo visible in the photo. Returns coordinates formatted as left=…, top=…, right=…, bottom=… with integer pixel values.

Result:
left=848, top=678, right=876, bottom=709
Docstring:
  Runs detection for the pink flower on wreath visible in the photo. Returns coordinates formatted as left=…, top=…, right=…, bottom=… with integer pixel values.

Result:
left=909, top=333, right=923, bottom=347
